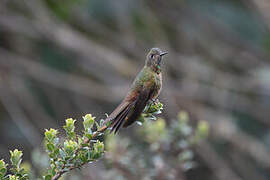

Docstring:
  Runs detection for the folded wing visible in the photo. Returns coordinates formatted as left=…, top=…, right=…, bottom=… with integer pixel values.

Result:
left=104, top=88, right=153, bottom=133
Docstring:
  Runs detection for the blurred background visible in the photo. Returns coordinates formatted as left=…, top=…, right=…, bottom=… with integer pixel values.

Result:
left=1, top=0, right=270, bottom=179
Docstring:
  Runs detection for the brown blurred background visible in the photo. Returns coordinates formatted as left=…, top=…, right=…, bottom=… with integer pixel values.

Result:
left=0, top=0, right=270, bottom=179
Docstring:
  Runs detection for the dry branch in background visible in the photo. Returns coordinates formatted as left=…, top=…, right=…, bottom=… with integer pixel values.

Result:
left=0, top=0, right=270, bottom=179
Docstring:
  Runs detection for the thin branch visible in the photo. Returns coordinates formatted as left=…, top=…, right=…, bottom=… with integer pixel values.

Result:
left=51, top=125, right=108, bottom=180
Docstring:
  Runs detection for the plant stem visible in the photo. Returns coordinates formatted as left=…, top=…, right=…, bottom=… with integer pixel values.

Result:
left=51, top=125, right=108, bottom=180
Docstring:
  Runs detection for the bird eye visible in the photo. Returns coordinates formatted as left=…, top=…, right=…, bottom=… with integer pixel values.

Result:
left=150, top=54, right=154, bottom=59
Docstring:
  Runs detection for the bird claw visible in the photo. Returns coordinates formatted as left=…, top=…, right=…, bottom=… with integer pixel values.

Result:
left=150, top=98, right=159, bottom=106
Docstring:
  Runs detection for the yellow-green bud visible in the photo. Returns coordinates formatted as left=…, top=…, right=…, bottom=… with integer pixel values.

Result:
left=64, top=140, right=78, bottom=153
left=8, top=175, right=19, bottom=180
left=178, top=111, right=189, bottom=124
left=197, top=120, right=209, bottom=138
left=10, top=149, right=23, bottom=167
left=83, top=114, right=95, bottom=130
left=0, top=159, right=7, bottom=177
left=64, top=118, right=76, bottom=131
left=95, top=140, right=104, bottom=153
left=44, top=128, right=58, bottom=141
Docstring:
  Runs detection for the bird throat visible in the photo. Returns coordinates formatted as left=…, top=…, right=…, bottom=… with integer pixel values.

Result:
left=152, top=64, right=161, bottom=74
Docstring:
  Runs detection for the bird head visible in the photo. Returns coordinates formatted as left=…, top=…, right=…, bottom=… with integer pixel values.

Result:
left=145, top=48, right=168, bottom=71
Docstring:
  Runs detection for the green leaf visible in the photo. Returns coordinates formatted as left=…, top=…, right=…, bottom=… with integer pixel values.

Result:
left=0, top=160, right=7, bottom=177
left=79, top=151, right=88, bottom=163
left=99, top=119, right=104, bottom=126
left=64, top=118, right=76, bottom=132
left=44, top=174, right=52, bottom=180
left=83, top=114, right=95, bottom=130
left=50, top=164, right=56, bottom=176
left=44, top=129, right=58, bottom=142
left=8, top=175, right=19, bottom=180
left=63, top=118, right=76, bottom=139
left=95, top=141, right=104, bottom=152
left=10, top=149, right=23, bottom=168
left=59, top=149, right=66, bottom=159
left=64, top=140, right=78, bottom=156
left=85, top=133, right=93, bottom=139
left=0, top=168, right=6, bottom=176
left=46, top=143, right=55, bottom=152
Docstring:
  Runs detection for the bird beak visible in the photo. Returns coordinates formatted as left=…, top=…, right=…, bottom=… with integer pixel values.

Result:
left=160, top=52, right=168, bottom=57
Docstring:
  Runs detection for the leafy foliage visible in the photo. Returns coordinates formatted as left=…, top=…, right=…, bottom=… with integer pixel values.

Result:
left=0, top=101, right=208, bottom=180
left=0, top=149, right=29, bottom=180
left=104, top=109, right=209, bottom=179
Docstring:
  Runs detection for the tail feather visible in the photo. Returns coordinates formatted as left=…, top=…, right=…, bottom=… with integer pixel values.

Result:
left=102, top=101, right=129, bottom=125
left=103, top=101, right=135, bottom=133
left=111, top=104, right=133, bottom=133
left=103, top=87, right=155, bottom=133
left=123, top=89, right=153, bottom=127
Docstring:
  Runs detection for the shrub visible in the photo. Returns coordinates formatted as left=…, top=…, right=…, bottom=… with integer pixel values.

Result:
left=0, top=101, right=208, bottom=180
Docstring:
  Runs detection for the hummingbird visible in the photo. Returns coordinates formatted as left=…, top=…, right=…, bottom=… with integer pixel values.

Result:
left=103, top=48, right=167, bottom=133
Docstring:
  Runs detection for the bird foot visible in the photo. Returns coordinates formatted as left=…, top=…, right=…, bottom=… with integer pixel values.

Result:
left=150, top=98, right=159, bottom=106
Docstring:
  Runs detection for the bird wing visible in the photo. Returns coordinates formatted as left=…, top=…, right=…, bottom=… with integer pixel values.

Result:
left=103, top=88, right=153, bottom=133
left=122, top=88, right=153, bottom=128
